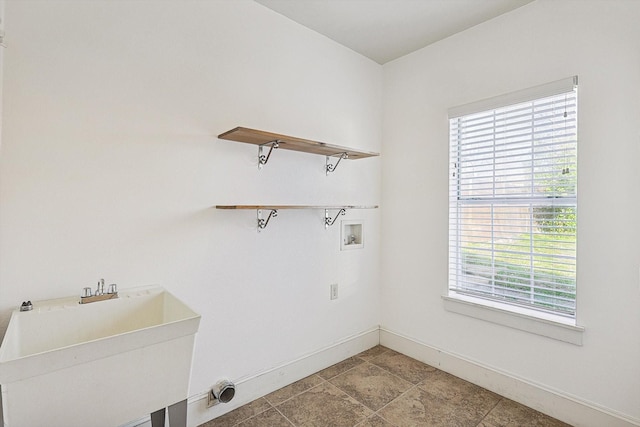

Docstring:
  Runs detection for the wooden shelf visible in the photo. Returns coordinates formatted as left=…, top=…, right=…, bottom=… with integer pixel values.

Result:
left=215, top=205, right=378, bottom=210
left=218, top=127, right=379, bottom=159
left=218, top=127, right=379, bottom=172
left=216, top=205, right=378, bottom=231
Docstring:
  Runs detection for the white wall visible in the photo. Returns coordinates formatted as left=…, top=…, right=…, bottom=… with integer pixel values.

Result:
left=4, top=0, right=639, bottom=425
left=381, top=0, right=640, bottom=423
left=0, top=0, right=382, bottom=412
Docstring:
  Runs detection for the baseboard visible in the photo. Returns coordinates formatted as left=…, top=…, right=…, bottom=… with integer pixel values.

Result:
left=122, top=325, right=638, bottom=427
left=122, top=326, right=380, bottom=427
left=379, top=327, right=640, bottom=427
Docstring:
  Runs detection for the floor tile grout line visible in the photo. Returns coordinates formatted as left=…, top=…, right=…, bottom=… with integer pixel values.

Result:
left=229, top=398, right=275, bottom=427
left=374, top=362, right=424, bottom=386
left=366, top=357, right=437, bottom=389
left=272, top=377, right=373, bottom=427
left=265, top=347, right=387, bottom=407
left=272, top=404, right=297, bottom=427
left=263, top=373, right=327, bottom=407
left=368, top=381, right=423, bottom=426
left=326, top=358, right=372, bottom=382
left=365, top=347, right=442, bottom=385
left=327, top=359, right=419, bottom=413
left=317, top=356, right=398, bottom=425
left=358, top=346, right=392, bottom=361
left=475, top=396, right=505, bottom=426
left=318, top=356, right=369, bottom=381
left=325, top=348, right=439, bottom=425
left=264, top=348, right=394, bottom=427
left=320, top=379, right=375, bottom=415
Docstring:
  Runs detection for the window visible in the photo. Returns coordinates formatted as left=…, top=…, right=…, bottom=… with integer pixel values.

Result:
left=448, top=77, right=578, bottom=320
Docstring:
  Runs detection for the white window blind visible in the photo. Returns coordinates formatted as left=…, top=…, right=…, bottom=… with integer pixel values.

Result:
left=448, top=77, right=578, bottom=318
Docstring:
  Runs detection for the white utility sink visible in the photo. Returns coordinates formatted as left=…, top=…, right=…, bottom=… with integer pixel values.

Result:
left=0, top=286, right=201, bottom=427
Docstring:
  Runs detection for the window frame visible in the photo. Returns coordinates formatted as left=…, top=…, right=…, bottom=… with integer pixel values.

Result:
left=444, top=77, right=583, bottom=344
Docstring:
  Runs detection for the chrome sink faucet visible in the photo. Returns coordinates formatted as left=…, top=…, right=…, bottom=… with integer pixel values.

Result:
left=80, top=279, right=118, bottom=304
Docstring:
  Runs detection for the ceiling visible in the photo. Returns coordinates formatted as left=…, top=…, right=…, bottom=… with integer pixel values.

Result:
left=255, top=0, right=534, bottom=64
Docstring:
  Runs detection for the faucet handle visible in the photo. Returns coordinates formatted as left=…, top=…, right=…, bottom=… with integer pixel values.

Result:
left=107, top=284, right=117, bottom=294
left=82, top=287, right=93, bottom=298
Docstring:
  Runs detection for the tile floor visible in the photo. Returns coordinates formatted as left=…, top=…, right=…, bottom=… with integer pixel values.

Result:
left=200, top=346, right=571, bottom=427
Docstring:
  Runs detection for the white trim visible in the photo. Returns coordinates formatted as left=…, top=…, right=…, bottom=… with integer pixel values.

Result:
left=120, top=327, right=380, bottom=427
left=379, top=328, right=640, bottom=427
left=442, top=293, right=584, bottom=345
left=448, top=75, right=578, bottom=118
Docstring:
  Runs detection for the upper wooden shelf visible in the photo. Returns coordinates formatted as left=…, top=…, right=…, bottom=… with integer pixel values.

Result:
left=218, top=127, right=380, bottom=161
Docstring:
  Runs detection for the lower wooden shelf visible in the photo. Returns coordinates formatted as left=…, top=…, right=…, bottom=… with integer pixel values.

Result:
left=215, top=205, right=377, bottom=210
left=215, top=205, right=378, bottom=231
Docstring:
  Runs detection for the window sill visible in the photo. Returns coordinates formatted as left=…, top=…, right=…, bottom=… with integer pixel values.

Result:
left=442, top=293, right=584, bottom=345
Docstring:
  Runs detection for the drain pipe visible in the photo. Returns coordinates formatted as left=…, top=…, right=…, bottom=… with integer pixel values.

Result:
left=208, top=380, right=236, bottom=407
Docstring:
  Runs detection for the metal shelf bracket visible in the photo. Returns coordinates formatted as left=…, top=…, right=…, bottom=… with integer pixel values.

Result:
left=324, top=208, right=346, bottom=229
left=258, top=140, right=280, bottom=169
left=257, top=209, right=278, bottom=231
left=326, top=152, right=348, bottom=175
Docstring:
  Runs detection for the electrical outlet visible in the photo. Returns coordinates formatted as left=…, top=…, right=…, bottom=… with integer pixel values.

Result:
left=330, top=283, right=338, bottom=300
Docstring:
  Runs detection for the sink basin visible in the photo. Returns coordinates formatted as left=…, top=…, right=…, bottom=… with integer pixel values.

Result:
left=0, top=286, right=200, bottom=427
